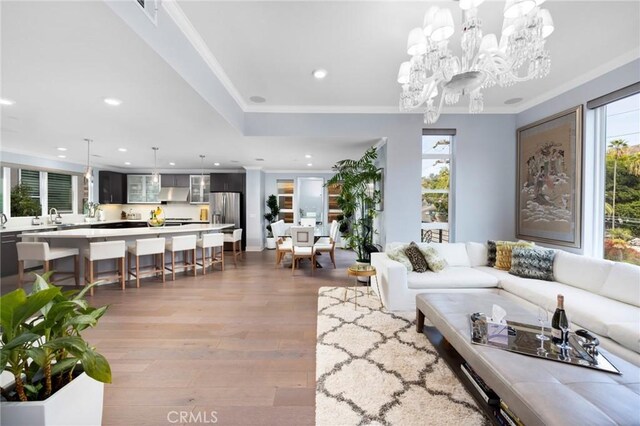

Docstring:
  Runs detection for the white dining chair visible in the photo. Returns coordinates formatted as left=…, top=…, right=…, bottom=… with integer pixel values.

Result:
left=127, top=237, right=166, bottom=288
left=17, top=242, right=79, bottom=288
left=314, top=220, right=339, bottom=269
left=300, top=218, right=316, bottom=227
left=224, top=229, right=243, bottom=267
left=290, top=226, right=316, bottom=275
left=165, top=234, right=197, bottom=281
left=197, top=232, right=224, bottom=273
left=84, top=240, right=126, bottom=295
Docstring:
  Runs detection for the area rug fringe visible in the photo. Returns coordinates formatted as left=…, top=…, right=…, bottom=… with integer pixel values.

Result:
left=315, top=286, right=487, bottom=426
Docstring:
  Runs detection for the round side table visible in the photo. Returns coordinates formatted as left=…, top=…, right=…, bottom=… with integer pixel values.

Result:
left=344, top=263, right=383, bottom=309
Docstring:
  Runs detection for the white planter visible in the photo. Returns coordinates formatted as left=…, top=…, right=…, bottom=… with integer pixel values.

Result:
left=1, top=372, right=104, bottom=426
left=265, top=237, right=276, bottom=250
left=355, top=260, right=370, bottom=283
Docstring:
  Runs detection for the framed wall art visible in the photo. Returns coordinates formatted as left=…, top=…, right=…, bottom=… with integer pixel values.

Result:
left=516, top=105, right=583, bottom=248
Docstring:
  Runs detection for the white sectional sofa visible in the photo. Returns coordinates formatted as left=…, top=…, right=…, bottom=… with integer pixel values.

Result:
left=371, top=242, right=640, bottom=365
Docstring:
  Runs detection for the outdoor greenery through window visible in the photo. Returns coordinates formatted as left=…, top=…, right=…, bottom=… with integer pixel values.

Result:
left=603, top=93, right=640, bottom=265
left=421, top=134, right=452, bottom=243
left=20, top=169, right=40, bottom=200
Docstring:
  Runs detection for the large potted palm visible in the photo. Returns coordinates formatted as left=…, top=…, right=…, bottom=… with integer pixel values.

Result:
left=1, top=273, right=111, bottom=426
left=264, top=194, right=280, bottom=249
left=327, top=146, right=382, bottom=264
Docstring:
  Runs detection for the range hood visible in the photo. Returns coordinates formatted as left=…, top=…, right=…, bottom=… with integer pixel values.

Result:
left=158, top=187, right=190, bottom=202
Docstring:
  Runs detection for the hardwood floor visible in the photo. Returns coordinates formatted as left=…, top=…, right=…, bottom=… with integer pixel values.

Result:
left=2, top=248, right=356, bottom=425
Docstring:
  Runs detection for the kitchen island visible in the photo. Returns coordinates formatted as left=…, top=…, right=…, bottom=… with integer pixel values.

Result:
left=19, top=224, right=235, bottom=286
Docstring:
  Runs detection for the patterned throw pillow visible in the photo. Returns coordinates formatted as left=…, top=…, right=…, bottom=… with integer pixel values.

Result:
left=404, top=242, right=429, bottom=273
left=510, top=247, right=556, bottom=281
left=495, top=241, right=535, bottom=271
left=386, top=244, right=413, bottom=271
left=487, top=240, right=497, bottom=267
left=419, top=246, right=447, bottom=272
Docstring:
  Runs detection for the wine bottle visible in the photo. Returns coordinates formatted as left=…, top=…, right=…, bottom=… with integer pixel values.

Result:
left=551, top=294, right=568, bottom=344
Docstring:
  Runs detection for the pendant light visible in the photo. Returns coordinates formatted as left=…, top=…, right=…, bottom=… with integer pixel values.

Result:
left=199, top=154, right=206, bottom=188
left=152, top=147, right=159, bottom=183
left=84, top=138, right=93, bottom=182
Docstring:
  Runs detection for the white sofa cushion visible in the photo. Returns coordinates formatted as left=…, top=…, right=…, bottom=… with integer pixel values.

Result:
left=607, top=323, right=640, bottom=354
left=498, top=272, right=639, bottom=340
left=422, top=243, right=471, bottom=267
left=600, top=262, right=640, bottom=308
left=407, top=267, right=498, bottom=290
left=466, top=242, right=488, bottom=267
left=553, top=251, right=614, bottom=293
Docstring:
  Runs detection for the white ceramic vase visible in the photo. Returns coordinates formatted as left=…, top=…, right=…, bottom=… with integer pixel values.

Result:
left=1, top=372, right=104, bottom=426
left=265, top=237, right=276, bottom=250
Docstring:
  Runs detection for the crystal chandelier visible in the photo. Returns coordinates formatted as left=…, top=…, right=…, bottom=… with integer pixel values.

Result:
left=398, top=0, right=554, bottom=124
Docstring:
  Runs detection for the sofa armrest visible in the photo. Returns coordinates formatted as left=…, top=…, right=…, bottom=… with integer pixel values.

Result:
left=371, top=252, right=409, bottom=310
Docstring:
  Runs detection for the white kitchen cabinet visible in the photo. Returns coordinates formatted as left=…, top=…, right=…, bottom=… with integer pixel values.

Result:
left=190, top=175, right=210, bottom=204
left=127, top=175, right=161, bottom=204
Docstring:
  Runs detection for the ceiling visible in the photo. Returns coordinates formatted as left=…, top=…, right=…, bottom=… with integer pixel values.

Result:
left=1, top=1, right=639, bottom=171
left=178, top=0, right=640, bottom=112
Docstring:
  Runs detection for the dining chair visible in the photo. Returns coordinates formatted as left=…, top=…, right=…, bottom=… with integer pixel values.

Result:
left=271, top=220, right=291, bottom=267
left=314, top=220, right=339, bottom=268
left=290, top=226, right=315, bottom=275
left=300, top=218, right=316, bottom=227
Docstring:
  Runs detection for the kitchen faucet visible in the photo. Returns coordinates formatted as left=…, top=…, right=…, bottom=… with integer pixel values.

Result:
left=1, top=213, right=7, bottom=229
left=49, top=208, right=62, bottom=224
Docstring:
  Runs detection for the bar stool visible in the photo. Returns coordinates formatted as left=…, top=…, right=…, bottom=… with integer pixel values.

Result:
left=17, top=242, right=79, bottom=288
left=165, top=235, right=197, bottom=281
left=224, top=229, right=243, bottom=267
left=127, top=237, right=166, bottom=288
left=196, top=233, right=224, bottom=274
left=83, top=241, right=126, bottom=296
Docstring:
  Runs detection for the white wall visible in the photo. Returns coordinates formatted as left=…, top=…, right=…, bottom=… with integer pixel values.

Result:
left=244, top=168, right=264, bottom=251
left=516, top=59, right=640, bottom=255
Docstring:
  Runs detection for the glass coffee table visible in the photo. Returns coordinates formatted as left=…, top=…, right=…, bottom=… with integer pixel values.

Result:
left=343, top=264, right=382, bottom=309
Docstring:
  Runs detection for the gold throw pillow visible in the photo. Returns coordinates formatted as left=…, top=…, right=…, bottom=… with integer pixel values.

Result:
left=495, top=241, right=535, bottom=271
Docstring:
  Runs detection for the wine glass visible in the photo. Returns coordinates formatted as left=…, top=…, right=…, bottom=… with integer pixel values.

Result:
left=536, top=306, right=550, bottom=341
left=557, top=315, right=572, bottom=350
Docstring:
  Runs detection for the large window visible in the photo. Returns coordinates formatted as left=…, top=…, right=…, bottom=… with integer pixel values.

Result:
left=47, top=172, right=73, bottom=213
left=602, top=93, right=640, bottom=265
left=20, top=169, right=40, bottom=200
left=421, top=132, right=453, bottom=243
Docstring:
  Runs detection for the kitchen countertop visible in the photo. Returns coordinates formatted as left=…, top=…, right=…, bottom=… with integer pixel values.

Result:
left=19, top=223, right=234, bottom=239
left=1, top=219, right=208, bottom=234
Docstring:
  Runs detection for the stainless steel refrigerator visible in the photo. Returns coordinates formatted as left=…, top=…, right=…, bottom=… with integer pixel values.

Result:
left=209, top=192, right=242, bottom=229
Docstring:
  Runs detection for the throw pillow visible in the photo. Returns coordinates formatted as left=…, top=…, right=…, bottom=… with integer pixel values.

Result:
left=495, top=241, right=535, bottom=271
left=419, top=246, right=447, bottom=272
left=487, top=240, right=497, bottom=267
left=386, top=244, right=413, bottom=271
left=404, top=242, right=429, bottom=273
left=510, top=247, right=556, bottom=281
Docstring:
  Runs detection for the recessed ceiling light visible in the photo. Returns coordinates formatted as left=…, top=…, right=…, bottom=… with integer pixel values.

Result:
left=249, top=96, right=266, bottom=103
left=118, top=147, right=127, bottom=152
left=214, top=162, right=220, bottom=166
left=305, top=154, right=312, bottom=159
left=57, top=155, right=66, bottom=159
left=504, top=97, right=523, bottom=105
left=307, top=163, right=313, bottom=167
left=231, top=160, right=239, bottom=163
left=104, top=98, right=122, bottom=106
left=255, top=158, right=265, bottom=162
left=0, top=98, right=15, bottom=106
left=57, top=147, right=67, bottom=152
left=169, top=162, right=175, bottom=166
left=312, top=69, right=328, bottom=79
left=124, top=162, right=131, bottom=165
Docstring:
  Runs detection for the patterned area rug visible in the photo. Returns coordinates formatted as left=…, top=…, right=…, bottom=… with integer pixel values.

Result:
left=316, top=287, right=487, bottom=426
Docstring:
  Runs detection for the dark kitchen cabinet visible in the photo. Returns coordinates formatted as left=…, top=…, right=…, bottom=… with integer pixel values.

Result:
left=99, top=171, right=126, bottom=204
left=161, top=174, right=190, bottom=188
left=210, top=173, right=245, bottom=193
left=1, top=231, right=19, bottom=277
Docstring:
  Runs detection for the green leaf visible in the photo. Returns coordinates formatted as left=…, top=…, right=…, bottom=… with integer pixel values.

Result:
left=82, top=351, right=111, bottom=384
left=14, top=288, right=60, bottom=330
left=25, top=347, right=47, bottom=367
left=43, top=336, right=87, bottom=357
left=51, top=358, right=79, bottom=376
left=64, top=315, right=97, bottom=329
left=0, top=289, right=28, bottom=333
left=0, top=347, right=9, bottom=370
left=2, top=332, right=40, bottom=350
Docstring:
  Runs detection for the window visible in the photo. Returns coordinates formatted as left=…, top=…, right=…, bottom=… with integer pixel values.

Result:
left=20, top=169, right=40, bottom=200
left=601, top=93, right=640, bottom=265
left=47, top=172, right=73, bottom=213
left=421, top=132, right=454, bottom=243
left=277, top=179, right=294, bottom=223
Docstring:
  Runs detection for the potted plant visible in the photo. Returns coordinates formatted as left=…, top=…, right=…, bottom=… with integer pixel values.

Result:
left=264, top=194, right=280, bottom=250
left=1, top=273, right=111, bottom=426
left=10, top=183, right=41, bottom=217
left=327, top=146, right=382, bottom=264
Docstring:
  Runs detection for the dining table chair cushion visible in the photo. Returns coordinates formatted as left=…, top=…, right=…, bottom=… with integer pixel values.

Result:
left=293, top=246, right=315, bottom=255
left=314, top=242, right=333, bottom=251
left=166, top=235, right=197, bottom=252
left=198, top=233, right=225, bottom=248
left=224, top=229, right=243, bottom=242
left=128, top=238, right=166, bottom=256
left=278, top=239, right=293, bottom=250
left=17, top=242, right=79, bottom=261
left=84, top=241, right=126, bottom=261
left=300, top=218, right=316, bottom=227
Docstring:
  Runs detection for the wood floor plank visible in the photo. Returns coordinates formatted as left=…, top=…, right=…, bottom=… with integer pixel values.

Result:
left=1, top=249, right=356, bottom=424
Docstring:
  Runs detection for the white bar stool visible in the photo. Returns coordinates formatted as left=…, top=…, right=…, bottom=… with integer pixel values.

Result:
left=17, top=242, right=79, bottom=288
left=127, top=237, right=166, bottom=288
left=165, top=234, right=197, bottom=281
left=83, top=241, right=126, bottom=296
left=196, top=233, right=224, bottom=274
left=224, top=229, right=243, bottom=267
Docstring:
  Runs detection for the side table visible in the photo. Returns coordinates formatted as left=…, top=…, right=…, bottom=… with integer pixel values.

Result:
left=344, top=263, right=383, bottom=309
